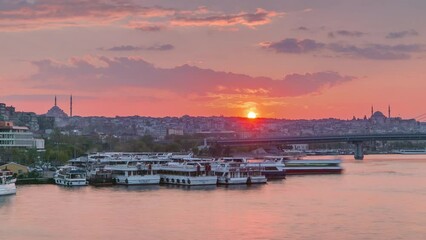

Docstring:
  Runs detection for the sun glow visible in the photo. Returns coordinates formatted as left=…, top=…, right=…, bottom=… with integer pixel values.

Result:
left=247, top=111, right=257, bottom=119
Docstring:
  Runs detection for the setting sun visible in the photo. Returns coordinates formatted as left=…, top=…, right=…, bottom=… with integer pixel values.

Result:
left=247, top=111, right=257, bottom=119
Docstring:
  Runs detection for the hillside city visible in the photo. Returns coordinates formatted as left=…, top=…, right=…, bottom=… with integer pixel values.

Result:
left=1, top=98, right=424, bottom=141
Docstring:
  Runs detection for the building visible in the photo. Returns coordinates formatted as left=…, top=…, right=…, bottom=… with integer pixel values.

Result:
left=0, top=121, right=44, bottom=149
left=0, top=162, right=29, bottom=175
left=45, top=96, right=68, bottom=119
left=167, top=128, right=184, bottom=136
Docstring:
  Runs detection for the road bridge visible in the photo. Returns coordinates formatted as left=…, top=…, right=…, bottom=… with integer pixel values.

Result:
left=213, top=133, right=426, bottom=160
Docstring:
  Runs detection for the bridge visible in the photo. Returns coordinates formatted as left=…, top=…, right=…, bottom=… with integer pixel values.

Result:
left=212, top=133, right=426, bottom=160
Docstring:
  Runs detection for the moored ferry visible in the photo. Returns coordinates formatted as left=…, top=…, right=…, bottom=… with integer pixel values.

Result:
left=222, top=157, right=286, bottom=180
left=0, top=170, right=16, bottom=196
left=159, top=162, right=217, bottom=186
left=87, top=168, right=114, bottom=186
left=394, top=149, right=426, bottom=155
left=284, top=159, right=343, bottom=175
left=213, top=162, right=267, bottom=185
left=106, top=164, right=160, bottom=185
left=54, top=166, right=88, bottom=186
left=214, top=162, right=248, bottom=185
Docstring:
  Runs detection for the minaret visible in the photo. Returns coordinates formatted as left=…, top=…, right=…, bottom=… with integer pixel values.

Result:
left=388, top=105, right=391, bottom=118
left=371, top=105, right=374, bottom=117
left=55, top=95, right=57, bottom=107
left=70, top=95, right=73, bottom=117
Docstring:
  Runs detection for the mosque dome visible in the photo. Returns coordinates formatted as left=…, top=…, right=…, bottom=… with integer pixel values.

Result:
left=45, top=96, right=68, bottom=118
left=371, top=111, right=386, bottom=119
left=46, top=105, right=68, bottom=118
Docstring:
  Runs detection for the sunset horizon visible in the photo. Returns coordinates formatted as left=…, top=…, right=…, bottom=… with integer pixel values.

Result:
left=1, top=0, right=425, bottom=119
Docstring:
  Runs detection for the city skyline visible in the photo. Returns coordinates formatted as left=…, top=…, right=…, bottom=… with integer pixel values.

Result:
left=1, top=0, right=425, bottom=119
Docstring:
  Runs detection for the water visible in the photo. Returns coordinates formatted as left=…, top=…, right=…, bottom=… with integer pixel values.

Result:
left=1, top=155, right=426, bottom=240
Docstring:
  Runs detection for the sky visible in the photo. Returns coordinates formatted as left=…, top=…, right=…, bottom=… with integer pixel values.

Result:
left=0, top=0, right=425, bottom=119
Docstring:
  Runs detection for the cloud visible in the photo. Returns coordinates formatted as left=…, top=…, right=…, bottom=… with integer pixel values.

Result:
left=0, top=0, right=175, bottom=31
left=328, top=30, right=366, bottom=38
left=0, top=1, right=280, bottom=31
left=386, top=30, right=419, bottom=39
left=100, top=44, right=174, bottom=51
left=260, top=38, right=325, bottom=53
left=171, top=8, right=281, bottom=27
left=295, top=26, right=309, bottom=31
left=261, top=38, right=424, bottom=60
left=28, top=56, right=355, bottom=98
left=328, top=43, right=422, bottom=60
left=126, top=22, right=167, bottom=32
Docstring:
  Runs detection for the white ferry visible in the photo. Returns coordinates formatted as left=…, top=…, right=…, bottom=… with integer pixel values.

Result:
left=0, top=170, right=16, bottom=196
left=394, top=149, right=426, bottom=155
left=213, top=162, right=267, bottom=185
left=54, top=166, right=88, bottom=186
left=159, top=162, right=217, bottom=186
left=221, top=157, right=286, bottom=180
left=214, top=162, right=248, bottom=185
left=105, top=163, right=160, bottom=185
left=245, top=166, right=268, bottom=184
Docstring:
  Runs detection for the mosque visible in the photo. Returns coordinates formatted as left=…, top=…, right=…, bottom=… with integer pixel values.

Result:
left=45, top=95, right=72, bottom=119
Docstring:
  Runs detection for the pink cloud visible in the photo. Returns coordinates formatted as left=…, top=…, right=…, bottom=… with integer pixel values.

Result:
left=171, top=8, right=281, bottom=28
left=28, top=56, right=355, bottom=98
left=0, top=1, right=280, bottom=31
left=0, top=0, right=174, bottom=31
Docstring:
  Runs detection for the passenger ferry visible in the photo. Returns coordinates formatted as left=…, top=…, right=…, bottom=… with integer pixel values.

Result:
left=214, top=162, right=267, bottom=185
left=394, top=149, right=426, bottom=155
left=87, top=168, right=114, bottom=186
left=159, top=162, right=217, bottom=186
left=222, top=157, right=286, bottom=180
left=0, top=170, right=16, bottom=196
left=214, top=162, right=248, bottom=185
left=54, top=166, right=88, bottom=186
left=105, top=163, right=160, bottom=185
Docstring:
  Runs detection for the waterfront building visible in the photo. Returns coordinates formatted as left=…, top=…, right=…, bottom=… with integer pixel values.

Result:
left=0, top=162, right=29, bottom=175
left=0, top=121, right=44, bottom=149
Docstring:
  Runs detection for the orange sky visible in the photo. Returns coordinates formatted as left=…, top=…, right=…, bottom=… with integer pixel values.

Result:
left=0, top=0, right=425, bottom=120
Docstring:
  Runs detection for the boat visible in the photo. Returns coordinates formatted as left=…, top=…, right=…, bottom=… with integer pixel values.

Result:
left=214, top=162, right=249, bottom=185
left=106, top=163, right=160, bottom=185
left=87, top=168, right=114, bottom=186
left=284, top=159, right=343, bottom=175
left=394, top=149, right=426, bottom=155
left=222, top=157, right=286, bottom=180
left=54, top=166, right=88, bottom=186
left=213, top=162, right=267, bottom=185
left=0, top=170, right=16, bottom=196
left=159, top=162, right=217, bottom=186
left=245, top=166, right=268, bottom=184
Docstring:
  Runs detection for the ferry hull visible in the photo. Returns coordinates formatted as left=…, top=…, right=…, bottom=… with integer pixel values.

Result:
left=115, top=175, right=160, bottom=185
left=262, top=171, right=286, bottom=180
left=160, top=175, right=217, bottom=186
left=217, top=177, right=247, bottom=185
left=248, top=176, right=267, bottom=184
left=285, top=168, right=343, bottom=175
left=88, top=178, right=115, bottom=187
left=54, top=178, right=88, bottom=186
left=0, top=183, right=16, bottom=196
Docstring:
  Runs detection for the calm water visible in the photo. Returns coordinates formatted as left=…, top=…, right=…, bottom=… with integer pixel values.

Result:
left=1, top=155, right=426, bottom=240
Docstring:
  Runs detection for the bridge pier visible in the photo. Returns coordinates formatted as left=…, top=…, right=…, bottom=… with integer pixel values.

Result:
left=353, top=142, right=364, bottom=160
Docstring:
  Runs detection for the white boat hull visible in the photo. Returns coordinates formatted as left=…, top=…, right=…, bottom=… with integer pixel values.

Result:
left=160, top=175, right=217, bottom=186
left=0, top=183, right=16, bottom=196
left=115, top=175, right=160, bottom=185
left=54, top=178, right=88, bottom=186
left=217, top=177, right=247, bottom=185
left=248, top=176, right=267, bottom=184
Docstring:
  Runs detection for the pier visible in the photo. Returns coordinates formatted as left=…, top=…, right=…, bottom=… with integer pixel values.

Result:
left=213, top=133, right=426, bottom=160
